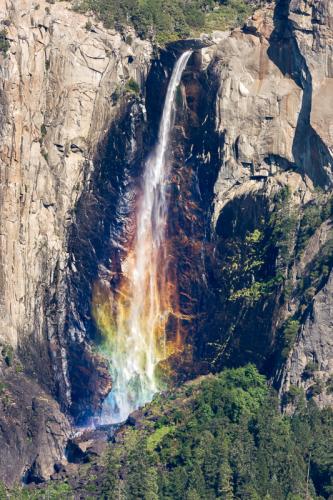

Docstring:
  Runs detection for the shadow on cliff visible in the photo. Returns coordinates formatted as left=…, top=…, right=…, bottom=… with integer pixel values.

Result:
left=66, top=48, right=223, bottom=421
left=67, top=96, right=150, bottom=423
left=66, top=50, right=191, bottom=422
left=267, top=0, right=332, bottom=187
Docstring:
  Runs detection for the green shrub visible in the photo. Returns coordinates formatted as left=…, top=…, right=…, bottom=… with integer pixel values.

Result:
left=296, top=194, right=333, bottom=257
left=281, top=319, right=300, bottom=359
left=155, top=414, right=170, bottom=428
left=306, top=382, right=323, bottom=399
left=297, top=237, right=333, bottom=308
left=205, top=0, right=252, bottom=31
left=2, top=344, right=14, bottom=367
left=125, top=78, right=140, bottom=94
left=0, top=481, right=7, bottom=499
left=41, top=148, right=49, bottom=163
left=0, top=29, right=10, bottom=57
left=302, top=361, right=319, bottom=380
left=282, top=385, right=304, bottom=406
left=326, top=377, right=333, bottom=394
left=14, top=364, right=23, bottom=374
left=297, top=203, right=322, bottom=254
left=269, top=187, right=298, bottom=270
left=41, top=124, right=47, bottom=137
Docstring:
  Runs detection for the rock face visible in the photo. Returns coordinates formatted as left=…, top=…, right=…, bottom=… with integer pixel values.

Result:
left=0, top=0, right=333, bottom=486
left=0, top=0, right=152, bottom=484
left=203, top=0, right=332, bottom=222
left=198, top=0, right=333, bottom=405
left=0, top=354, right=71, bottom=485
left=280, top=266, right=333, bottom=408
left=209, top=6, right=303, bottom=216
left=288, top=0, right=333, bottom=182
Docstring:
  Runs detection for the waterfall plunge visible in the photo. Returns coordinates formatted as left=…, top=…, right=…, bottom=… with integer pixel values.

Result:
left=94, top=51, right=192, bottom=424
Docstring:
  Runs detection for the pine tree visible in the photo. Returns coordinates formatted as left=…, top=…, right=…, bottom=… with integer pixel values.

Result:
left=217, top=460, right=234, bottom=499
left=186, top=488, right=202, bottom=500
left=144, top=467, right=159, bottom=500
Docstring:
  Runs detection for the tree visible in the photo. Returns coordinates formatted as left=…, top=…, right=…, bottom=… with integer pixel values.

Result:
left=217, top=460, right=234, bottom=499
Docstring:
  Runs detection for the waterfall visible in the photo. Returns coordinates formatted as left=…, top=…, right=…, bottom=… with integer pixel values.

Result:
left=93, top=51, right=192, bottom=423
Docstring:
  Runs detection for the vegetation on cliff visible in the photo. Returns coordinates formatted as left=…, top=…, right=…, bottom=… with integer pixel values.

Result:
left=201, top=183, right=333, bottom=387
left=72, top=0, right=255, bottom=43
left=0, top=29, right=10, bottom=56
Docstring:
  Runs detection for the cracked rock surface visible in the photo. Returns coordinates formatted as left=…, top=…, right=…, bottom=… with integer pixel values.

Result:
left=0, top=0, right=152, bottom=484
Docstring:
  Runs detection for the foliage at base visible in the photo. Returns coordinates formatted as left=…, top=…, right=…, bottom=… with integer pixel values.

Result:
left=4, top=366, right=333, bottom=499
left=99, top=365, right=333, bottom=499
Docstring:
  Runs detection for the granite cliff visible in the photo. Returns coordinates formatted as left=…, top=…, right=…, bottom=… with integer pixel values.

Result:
left=0, top=0, right=332, bottom=486
left=199, top=0, right=333, bottom=410
left=0, top=0, right=152, bottom=483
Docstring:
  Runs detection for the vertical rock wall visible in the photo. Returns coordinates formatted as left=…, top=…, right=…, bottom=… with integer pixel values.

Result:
left=201, top=0, right=333, bottom=404
left=0, top=0, right=151, bottom=400
left=0, top=0, right=332, bottom=485
left=0, top=0, right=152, bottom=483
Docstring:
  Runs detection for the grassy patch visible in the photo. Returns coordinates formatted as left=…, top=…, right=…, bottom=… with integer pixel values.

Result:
left=147, top=425, right=175, bottom=451
left=204, top=0, right=253, bottom=32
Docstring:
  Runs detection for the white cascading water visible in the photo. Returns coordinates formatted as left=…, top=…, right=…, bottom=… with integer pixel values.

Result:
left=94, top=51, right=192, bottom=423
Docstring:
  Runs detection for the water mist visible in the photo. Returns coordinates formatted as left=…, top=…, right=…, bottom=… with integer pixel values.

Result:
left=93, top=51, right=192, bottom=423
